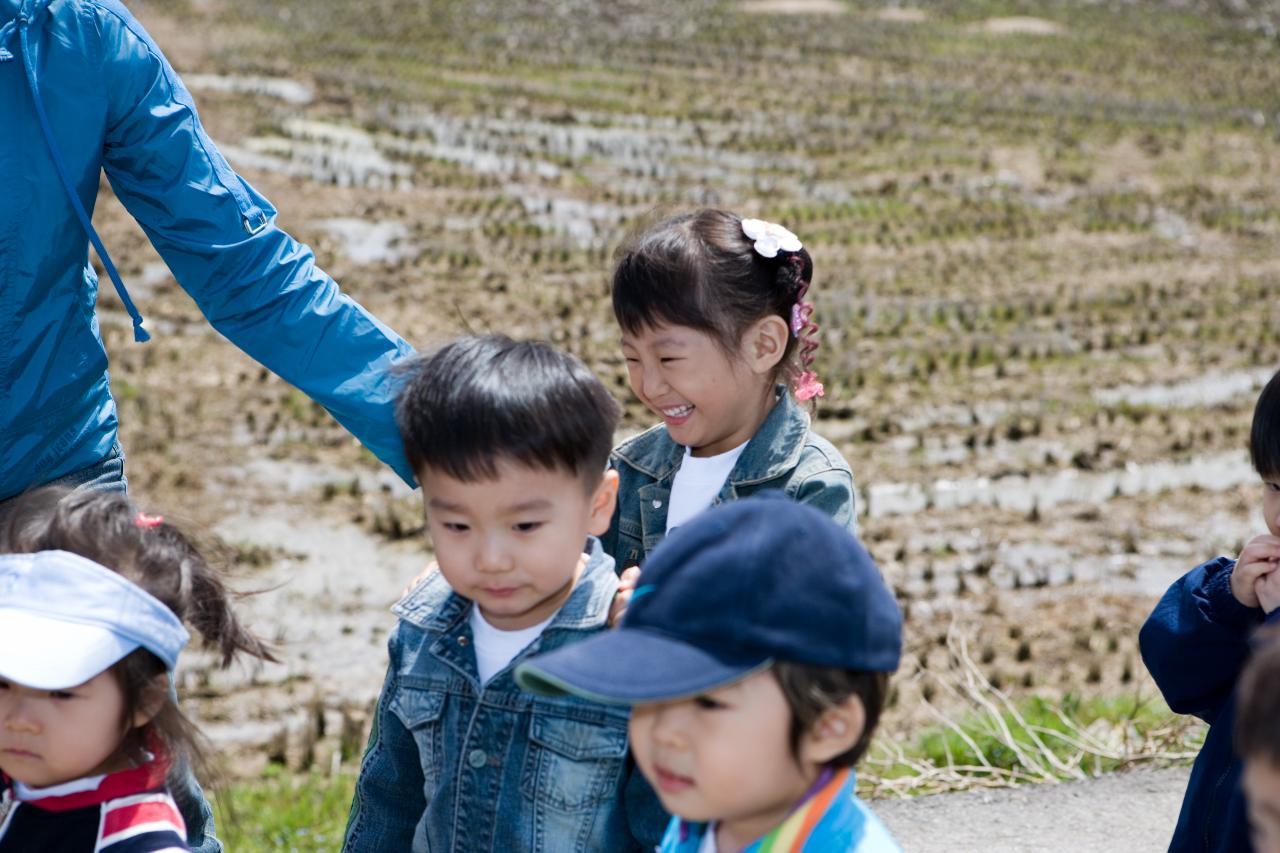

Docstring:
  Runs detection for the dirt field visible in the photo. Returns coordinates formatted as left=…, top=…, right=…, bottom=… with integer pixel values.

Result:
left=89, top=0, right=1280, bottom=786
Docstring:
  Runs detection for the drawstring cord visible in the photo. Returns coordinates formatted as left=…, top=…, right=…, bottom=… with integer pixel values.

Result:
left=11, top=4, right=150, bottom=342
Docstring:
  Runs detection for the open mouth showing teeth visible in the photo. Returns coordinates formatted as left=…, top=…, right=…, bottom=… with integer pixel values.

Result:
left=662, top=405, right=693, bottom=418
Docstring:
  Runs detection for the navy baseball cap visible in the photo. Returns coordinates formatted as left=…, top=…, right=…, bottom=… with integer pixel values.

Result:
left=516, top=493, right=901, bottom=704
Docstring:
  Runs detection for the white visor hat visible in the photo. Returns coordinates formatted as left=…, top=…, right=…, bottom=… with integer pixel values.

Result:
left=0, top=550, right=190, bottom=690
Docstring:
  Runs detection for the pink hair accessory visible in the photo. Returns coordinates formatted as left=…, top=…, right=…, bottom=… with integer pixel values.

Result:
left=135, top=512, right=164, bottom=529
left=790, top=303, right=806, bottom=337
left=794, top=371, right=825, bottom=401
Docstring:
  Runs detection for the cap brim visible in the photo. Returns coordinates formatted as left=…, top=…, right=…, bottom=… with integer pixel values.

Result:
left=517, top=628, right=771, bottom=704
left=0, top=609, right=139, bottom=690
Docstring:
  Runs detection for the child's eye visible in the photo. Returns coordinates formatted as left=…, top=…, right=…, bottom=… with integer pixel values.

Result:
left=49, top=690, right=75, bottom=700
left=513, top=521, right=545, bottom=533
left=693, top=695, right=726, bottom=710
left=1266, top=482, right=1280, bottom=493
left=441, top=522, right=470, bottom=532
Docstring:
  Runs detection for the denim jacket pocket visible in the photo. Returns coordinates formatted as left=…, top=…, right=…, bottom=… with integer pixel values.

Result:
left=521, top=713, right=629, bottom=812
left=389, top=686, right=446, bottom=780
left=615, top=517, right=644, bottom=568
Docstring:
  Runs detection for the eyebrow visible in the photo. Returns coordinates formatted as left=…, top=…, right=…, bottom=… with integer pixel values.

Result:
left=620, top=336, right=689, bottom=349
left=427, top=498, right=554, bottom=514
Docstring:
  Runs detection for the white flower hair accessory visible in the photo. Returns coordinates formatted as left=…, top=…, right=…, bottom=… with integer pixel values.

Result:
left=741, top=218, right=802, bottom=259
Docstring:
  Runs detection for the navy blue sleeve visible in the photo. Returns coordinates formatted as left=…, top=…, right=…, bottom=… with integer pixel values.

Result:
left=1139, top=556, right=1265, bottom=724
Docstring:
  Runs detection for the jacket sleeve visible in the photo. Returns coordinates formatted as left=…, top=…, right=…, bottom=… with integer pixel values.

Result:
left=342, top=636, right=425, bottom=851
left=792, top=465, right=859, bottom=537
left=1139, top=556, right=1265, bottom=724
left=93, top=1, right=415, bottom=484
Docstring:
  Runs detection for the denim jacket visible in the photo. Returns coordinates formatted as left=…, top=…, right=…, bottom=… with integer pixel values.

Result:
left=602, top=389, right=857, bottom=568
left=343, top=538, right=667, bottom=853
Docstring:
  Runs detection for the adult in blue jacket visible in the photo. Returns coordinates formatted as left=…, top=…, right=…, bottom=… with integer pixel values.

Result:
left=1, top=0, right=414, bottom=850
left=0, top=0, right=415, bottom=507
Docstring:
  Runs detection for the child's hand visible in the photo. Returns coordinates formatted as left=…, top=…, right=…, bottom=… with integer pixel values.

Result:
left=609, top=566, right=641, bottom=628
left=1257, top=566, right=1280, bottom=615
left=1231, top=535, right=1280, bottom=609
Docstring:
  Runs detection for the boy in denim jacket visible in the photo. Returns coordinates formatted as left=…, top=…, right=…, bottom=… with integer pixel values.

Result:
left=343, top=336, right=667, bottom=852
left=1141, top=368, right=1280, bottom=853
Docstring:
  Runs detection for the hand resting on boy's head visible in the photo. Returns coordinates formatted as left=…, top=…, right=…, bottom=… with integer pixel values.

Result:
left=1230, top=533, right=1280, bottom=610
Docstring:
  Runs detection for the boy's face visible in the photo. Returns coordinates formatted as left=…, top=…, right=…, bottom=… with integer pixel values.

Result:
left=419, top=460, right=617, bottom=630
left=1244, top=756, right=1280, bottom=853
left=627, top=671, right=820, bottom=849
left=1263, top=477, right=1280, bottom=537
left=0, top=670, right=132, bottom=787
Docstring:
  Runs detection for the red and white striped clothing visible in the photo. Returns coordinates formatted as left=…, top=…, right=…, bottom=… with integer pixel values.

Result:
left=0, top=758, right=188, bottom=852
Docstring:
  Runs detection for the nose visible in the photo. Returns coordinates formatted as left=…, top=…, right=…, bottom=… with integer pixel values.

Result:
left=640, top=362, right=669, bottom=401
left=475, top=534, right=514, bottom=574
left=649, top=702, right=688, bottom=750
left=2, top=698, right=40, bottom=734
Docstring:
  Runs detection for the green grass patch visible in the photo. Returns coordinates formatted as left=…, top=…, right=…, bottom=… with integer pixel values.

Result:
left=862, top=691, right=1204, bottom=797
left=213, top=767, right=356, bottom=853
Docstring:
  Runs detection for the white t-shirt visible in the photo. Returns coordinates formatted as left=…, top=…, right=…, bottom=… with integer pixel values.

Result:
left=14, top=773, right=107, bottom=800
left=665, top=442, right=748, bottom=534
left=468, top=607, right=556, bottom=684
left=698, top=824, right=719, bottom=853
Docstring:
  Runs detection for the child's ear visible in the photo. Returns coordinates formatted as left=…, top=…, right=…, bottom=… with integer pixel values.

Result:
left=742, top=316, right=790, bottom=375
left=799, top=694, right=866, bottom=767
left=132, top=673, right=170, bottom=729
left=587, top=469, right=619, bottom=536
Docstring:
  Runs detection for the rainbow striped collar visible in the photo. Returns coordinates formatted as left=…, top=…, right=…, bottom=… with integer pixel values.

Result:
left=660, top=767, right=900, bottom=853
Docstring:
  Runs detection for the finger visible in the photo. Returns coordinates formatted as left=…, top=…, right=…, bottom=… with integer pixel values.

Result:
left=618, top=565, right=641, bottom=590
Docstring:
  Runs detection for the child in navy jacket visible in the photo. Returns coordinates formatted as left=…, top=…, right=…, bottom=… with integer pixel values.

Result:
left=1141, top=368, right=1280, bottom=853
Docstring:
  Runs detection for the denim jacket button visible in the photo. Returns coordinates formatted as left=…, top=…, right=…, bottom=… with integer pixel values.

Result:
left=468, top=749, right=487, bottom=768
left=652, top=499, right=662, bottom=508
left=457, top=635, right=469, bottom=646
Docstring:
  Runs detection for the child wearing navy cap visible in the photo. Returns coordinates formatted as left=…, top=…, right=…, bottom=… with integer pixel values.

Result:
left=518, top=493, right=903, bottom=853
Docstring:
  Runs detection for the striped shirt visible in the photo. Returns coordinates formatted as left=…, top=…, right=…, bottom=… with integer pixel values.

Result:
left=0, top=758, right=187, bottom=852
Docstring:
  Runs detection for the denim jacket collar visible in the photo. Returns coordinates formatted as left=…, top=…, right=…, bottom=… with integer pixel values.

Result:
left=614, top=387, right=811, bottom=487
left=391, top=536, right=616, bottom=636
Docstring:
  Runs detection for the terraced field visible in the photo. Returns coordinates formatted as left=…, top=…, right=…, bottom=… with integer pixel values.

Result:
left=96, top=0, right=1280, bottom=786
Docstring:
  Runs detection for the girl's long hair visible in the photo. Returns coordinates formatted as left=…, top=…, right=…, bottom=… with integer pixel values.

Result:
left=0, top=487, right=275, bottom=796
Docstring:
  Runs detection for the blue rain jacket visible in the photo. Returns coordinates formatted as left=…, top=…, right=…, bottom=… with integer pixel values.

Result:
left=0, top=0, right=415, bottom=500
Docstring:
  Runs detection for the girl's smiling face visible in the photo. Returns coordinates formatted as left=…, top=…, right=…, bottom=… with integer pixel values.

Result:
left=0, top=670, right=136, bottom=788
left=621, top=321, right=783, bottom=457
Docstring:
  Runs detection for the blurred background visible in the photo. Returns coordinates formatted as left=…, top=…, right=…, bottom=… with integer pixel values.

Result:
left=93, top=0, right=1280, bottom=847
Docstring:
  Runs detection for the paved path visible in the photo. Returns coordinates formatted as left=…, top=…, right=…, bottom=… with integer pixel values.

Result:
left=874, top=766, right=1190, bottom=852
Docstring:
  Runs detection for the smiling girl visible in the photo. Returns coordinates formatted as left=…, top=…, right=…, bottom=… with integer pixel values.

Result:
left=601, top=209, right=858, bottom=569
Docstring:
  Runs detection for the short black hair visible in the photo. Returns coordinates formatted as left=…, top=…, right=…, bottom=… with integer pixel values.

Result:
left=773, top=662, right=889, bottom=768
left=396, top=335, right=620, bottom=487
left=1252, top=369, right=1280, bottom=480
left=1236, top=629, right=1280, bottom=765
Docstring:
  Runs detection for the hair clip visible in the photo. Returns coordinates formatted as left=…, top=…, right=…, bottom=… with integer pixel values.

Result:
left=135, top=512, right=164, bottom=529
left=741, top=218, right=802, bottom=259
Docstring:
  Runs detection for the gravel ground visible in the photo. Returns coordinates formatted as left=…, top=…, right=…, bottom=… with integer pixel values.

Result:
left=875, top=766, right=1190, bottom=852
